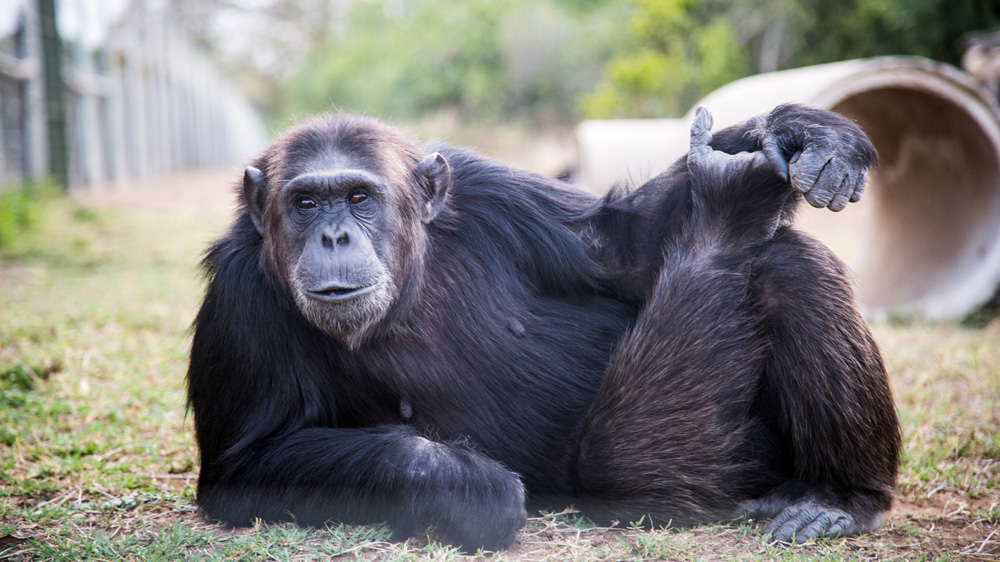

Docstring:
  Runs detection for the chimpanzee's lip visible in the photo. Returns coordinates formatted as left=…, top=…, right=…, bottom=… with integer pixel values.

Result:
left=307, top=284, right=377, bottom=302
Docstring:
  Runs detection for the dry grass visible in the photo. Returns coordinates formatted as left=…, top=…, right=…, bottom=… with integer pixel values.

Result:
left=1, top=170, right=998, bottom=561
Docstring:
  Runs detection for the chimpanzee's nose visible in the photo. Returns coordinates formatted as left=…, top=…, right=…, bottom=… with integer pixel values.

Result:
left=321, top=226, right=350, bottom=249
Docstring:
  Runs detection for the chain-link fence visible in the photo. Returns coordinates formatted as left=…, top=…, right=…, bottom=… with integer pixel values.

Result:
left=0, top=0, right=267, bottom=190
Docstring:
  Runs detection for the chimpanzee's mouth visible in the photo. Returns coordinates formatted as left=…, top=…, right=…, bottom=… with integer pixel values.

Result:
left=308, top=284, right=377, bottom=302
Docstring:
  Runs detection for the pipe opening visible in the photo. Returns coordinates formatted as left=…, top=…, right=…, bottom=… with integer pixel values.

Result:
left=798, top=87, right=1000, bottom=319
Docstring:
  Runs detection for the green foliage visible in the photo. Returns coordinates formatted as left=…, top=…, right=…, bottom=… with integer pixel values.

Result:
left=193, top=0, right=999, bottom=128
left=579, top=0, right=748, bottom=118
left=799, top=0, right=1000, bottom=66
left=581, top=0, right=999, bottom=119
left=274, top=0, right=997, bottom=124
left=281, top=0, right=624, bottom=123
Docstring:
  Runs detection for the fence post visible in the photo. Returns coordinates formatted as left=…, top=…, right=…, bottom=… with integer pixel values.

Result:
left=37, top=0, right=67, bottom=188
left=21, top=0, right=47, bottom=183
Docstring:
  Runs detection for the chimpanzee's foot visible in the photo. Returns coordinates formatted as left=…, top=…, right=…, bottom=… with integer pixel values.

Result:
left=739, top=483, right=889, bottom=544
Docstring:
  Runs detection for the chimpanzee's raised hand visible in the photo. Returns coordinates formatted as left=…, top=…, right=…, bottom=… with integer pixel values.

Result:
left=756, top=104, right=877, bottom=211
left=686, top=106, right=794, bottom=242
left=688, top=106, right=770, bottom=189
left=685, top=105, right=871, bottom=243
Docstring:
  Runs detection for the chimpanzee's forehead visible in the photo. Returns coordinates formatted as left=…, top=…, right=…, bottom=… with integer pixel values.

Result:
left=274, top=116, right=420, bottom=182
left=278, top=132, right=374, bottom=176
left=289, top=149, right=364, bottom=176
left=280, top=148, right=407, bottom=189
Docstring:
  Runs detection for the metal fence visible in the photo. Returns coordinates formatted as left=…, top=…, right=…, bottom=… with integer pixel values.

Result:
left=0, top=0, right=267, bottom=190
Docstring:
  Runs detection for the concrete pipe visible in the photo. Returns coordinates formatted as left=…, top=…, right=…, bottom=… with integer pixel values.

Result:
left=575, top=56, right=1000, bottom=322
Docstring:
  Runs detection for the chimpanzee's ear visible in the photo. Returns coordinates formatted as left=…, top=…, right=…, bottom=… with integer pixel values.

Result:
left=417, top=153, right=451, bottom=224
left=243, top=166, right=265, bottom=235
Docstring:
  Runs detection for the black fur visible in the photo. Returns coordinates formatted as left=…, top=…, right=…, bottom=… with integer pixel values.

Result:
left=187, top=105, right=900, bottom=550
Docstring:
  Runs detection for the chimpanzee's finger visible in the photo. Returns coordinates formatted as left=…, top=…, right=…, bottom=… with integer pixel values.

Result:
left=689, top=106, right=715, bottom=162
left=761, top=136, right=788, bottom=182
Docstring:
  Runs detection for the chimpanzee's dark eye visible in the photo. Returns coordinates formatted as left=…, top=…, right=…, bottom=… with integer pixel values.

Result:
left=296, top=197, right=318, bottom=210
left=348, top=191, right=369, bottom=205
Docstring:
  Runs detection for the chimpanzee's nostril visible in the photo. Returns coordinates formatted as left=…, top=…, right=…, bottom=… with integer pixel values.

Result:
left=322, top=229, right=349, bottom=249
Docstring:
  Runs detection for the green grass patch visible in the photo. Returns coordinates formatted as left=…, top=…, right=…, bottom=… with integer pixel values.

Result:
left=1, top=173, right=998, bottom=561
left=0, top=181, right=60, bottom=249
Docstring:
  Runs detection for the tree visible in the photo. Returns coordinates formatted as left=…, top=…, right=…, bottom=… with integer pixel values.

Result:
left=580, top=0, right=1000, bottom=119
left=281, top=0, right=622, bottom=123
left=578, top=0, right=750, bottom=118
left=799, top=0, right=1000, bottom=66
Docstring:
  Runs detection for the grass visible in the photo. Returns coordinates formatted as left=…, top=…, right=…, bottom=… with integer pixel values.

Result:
left=1, top=171, right=999, bottom=561
left=0, top=182, right=61, bottom=250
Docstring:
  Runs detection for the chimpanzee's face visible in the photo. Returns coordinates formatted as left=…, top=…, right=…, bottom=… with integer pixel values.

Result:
left=277, top=162, right=397, bottom=342
left=241, top=115, right=452, bottom=347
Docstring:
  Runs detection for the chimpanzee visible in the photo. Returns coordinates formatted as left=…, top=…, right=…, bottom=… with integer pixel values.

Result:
left=187, top=104, right=900, bottom=551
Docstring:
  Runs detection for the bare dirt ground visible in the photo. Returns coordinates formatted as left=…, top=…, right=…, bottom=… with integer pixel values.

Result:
left=73, top=169, right=240, bottom=218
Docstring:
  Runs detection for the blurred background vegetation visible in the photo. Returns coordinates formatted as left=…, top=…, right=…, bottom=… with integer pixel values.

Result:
left=170, top=0, right=1000, bottom=127
left=1, top=0, right=997, bottom=242
left=1, top=0, right=997, bottom=199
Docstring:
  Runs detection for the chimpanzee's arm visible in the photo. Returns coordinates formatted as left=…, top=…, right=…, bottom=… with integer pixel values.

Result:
left=588, top=104, right=876, bottom=301
left=707, top=103, right=877, bottom=212
left=196, top=426, right=526, bottom=551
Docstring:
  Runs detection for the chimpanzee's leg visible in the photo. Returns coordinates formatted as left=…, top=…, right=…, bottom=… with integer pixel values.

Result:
left=573, top=217, right=781, bottom=527
left=574, top=109, right=899, bottom=542
left=574, top=109, right=786, bottom=526
left=740, top=228, right=900, bottom=543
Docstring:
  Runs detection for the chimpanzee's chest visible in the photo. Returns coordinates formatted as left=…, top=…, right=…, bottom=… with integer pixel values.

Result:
left=335, top=290, right=635, bottom=487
